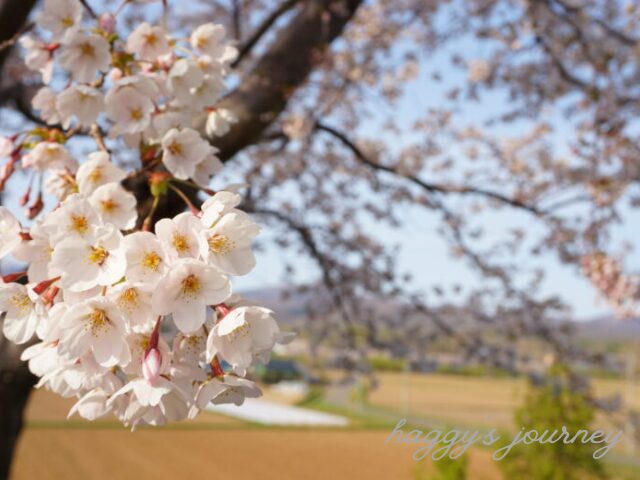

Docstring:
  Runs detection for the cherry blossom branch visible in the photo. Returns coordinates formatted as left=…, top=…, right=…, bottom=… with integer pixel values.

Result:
left=314, top=122, right=543, bottom=216
left=167, top=183, right=200, bottom=215
left=245, top=204, right=358, bottom=350
left=549, top=0, right=639, bottom=47
left=90, top=125, right=109, bottom=153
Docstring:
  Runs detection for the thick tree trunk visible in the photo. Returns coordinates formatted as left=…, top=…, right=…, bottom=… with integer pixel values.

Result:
left=0, top=1, right=40, bottom=478
left=0, top=335, right=36, bottom=480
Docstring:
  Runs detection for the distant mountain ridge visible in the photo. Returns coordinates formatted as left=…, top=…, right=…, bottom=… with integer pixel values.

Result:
left=240, top=286, right=640, bottom=342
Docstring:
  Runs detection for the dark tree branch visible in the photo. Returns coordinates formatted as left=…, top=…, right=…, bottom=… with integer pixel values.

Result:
left=212, top=0, right=363, bottom=160
left=79, top=0, right=97, bottom=19
left=0, top=0, right=37, bottom=72
left=245, top=205, right=358, bottom=349
left=231, top=0, right=301, bottom=68
left=230, top=0, right=242, bottom=41
left=314, top=122, right=543, bottom=216
left=0, top=22, right=33, bottom=54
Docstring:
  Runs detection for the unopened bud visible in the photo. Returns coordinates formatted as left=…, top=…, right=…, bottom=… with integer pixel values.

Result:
left=99, top=13, right=116, bottom=34
left=26, top=194, right=44, bottom=219
left=142, top=348, right=162, bottom=384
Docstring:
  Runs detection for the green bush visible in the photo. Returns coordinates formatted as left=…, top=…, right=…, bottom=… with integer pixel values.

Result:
left=368, top=355, right=406, bottom=372
left=499, top=365, right=607, bottom=480
left=412, top=455, right=467, bottom=480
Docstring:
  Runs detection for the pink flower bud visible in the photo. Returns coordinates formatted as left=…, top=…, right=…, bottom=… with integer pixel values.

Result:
left=99, top=13, right=116, bottom=34
left=109, top=68, right=123, bottom=82
left=142, top=348, right=162, bottom=384
left=0, top=136, right=14, bottom=158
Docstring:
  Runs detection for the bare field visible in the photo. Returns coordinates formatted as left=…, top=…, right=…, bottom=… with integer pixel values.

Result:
left=13, top=389, right=503, bottom=480
left=368, top=372, right=640, bottom=431
left=13, top=427, right=506, bottom=480
left=12, top=372, right=640, bottom=480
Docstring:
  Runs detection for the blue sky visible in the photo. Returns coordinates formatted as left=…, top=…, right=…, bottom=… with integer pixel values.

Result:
left=228, top=23, right=640, bottom=320
left=2, top=2, right=638, bottom=320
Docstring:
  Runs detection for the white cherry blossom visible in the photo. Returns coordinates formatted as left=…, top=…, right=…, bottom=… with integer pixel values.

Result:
left=202, top=211, right=260, bottom=275
left=190, top=23, right=237, bottom=64
left=45, top=169, right=79, bottom=201
left=122, top=231, right=167, bottom=285
left=206, top=306, right=281, bottom=375
left=167, top=59, right=204, bottom=106
left=56, top=85, right=105, bottom=128
left=12, top=223, right=55, bottom=283
left=0, top=206, right=21, bottom=259
left=76, top=151, right=126, bottom=195
left=89, top=183, right=138, bottom=230
left=19, top=36, right=54, bottom=84
left=105, top=86, right=155, bottom=137
left=126, top=23, right=170, bottom=61
left=1, top=0, right=284, bottom=429
left=206, top=108, right=238, bottom=137
left=152, top=258, right=231, bottom=333
left=41, top=194, right=102, bottom=242
left=36, top=0, right=82, bottom=40
left=51, top=225, right=126, bottom=292
left=58, top=297, right=131, bottom=367
left=193, top=375, right=261, bottom=411
left=31, top=87, right=61, bottom=125
left=200, top=190, right=243, bottom=227
left=161, top=128, right=213, bottom=180
left=22, top=142, right=77, bottom=173
left=192, top=151, right=223, bottom=188
left=0, top=283, right=41, bottom=344
left=155, top=212, right=205, bottom=260
left=58, top=33, right=111, bottom=83
left=108, top=283, right=154, bottom=333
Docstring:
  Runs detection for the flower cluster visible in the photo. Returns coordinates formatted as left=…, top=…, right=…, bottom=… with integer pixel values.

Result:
left=0, top=0, right=288, bottom=428
left=581, top=252, right=640, bottom=318
left=2, top=0, right=239, bottom=201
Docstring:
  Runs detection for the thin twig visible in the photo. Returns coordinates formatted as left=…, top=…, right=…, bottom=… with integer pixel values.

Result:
left=168, top=183, right=200, bottom=214
left=0, top=22, right=34, bottom=53
left=231, top=0, right=300, bottom=68
left=90, top=124, right=110, bottom=153
left=79, top=0, right=98, bottom=19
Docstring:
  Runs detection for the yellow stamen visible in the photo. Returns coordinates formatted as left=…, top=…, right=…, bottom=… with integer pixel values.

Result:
left=100, top=199, right=117, bottom=213
left=228, top=322, right=251, bottom=341
left=61, top=16, right=74, bottom=28
left=130, top=108, right=143, bottom=121
left=118, top=288, right=139, bottom=313
left=88, top=168, right=102, bottom=184
left=180, top=274, right=201, bottom=297
left=167, top=141, right=183, bottom=156
left=136, top=336, right=150, bottom=351
left=142, top=251, right=161, bottom=271
left=70, top=214, right=88, bottom=234
left=10, top=294, right=31, bottom=315
left=80, top=42, right=95, bottom=57
left=144, top=33, right=158, bottom=46
left=87, top=309, right=110, bottom=336
left=88, top=246, right=108, bottom=265
left=208, top=234, right=233, bottom=254
left=172, top=233, right=189, bottom=253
